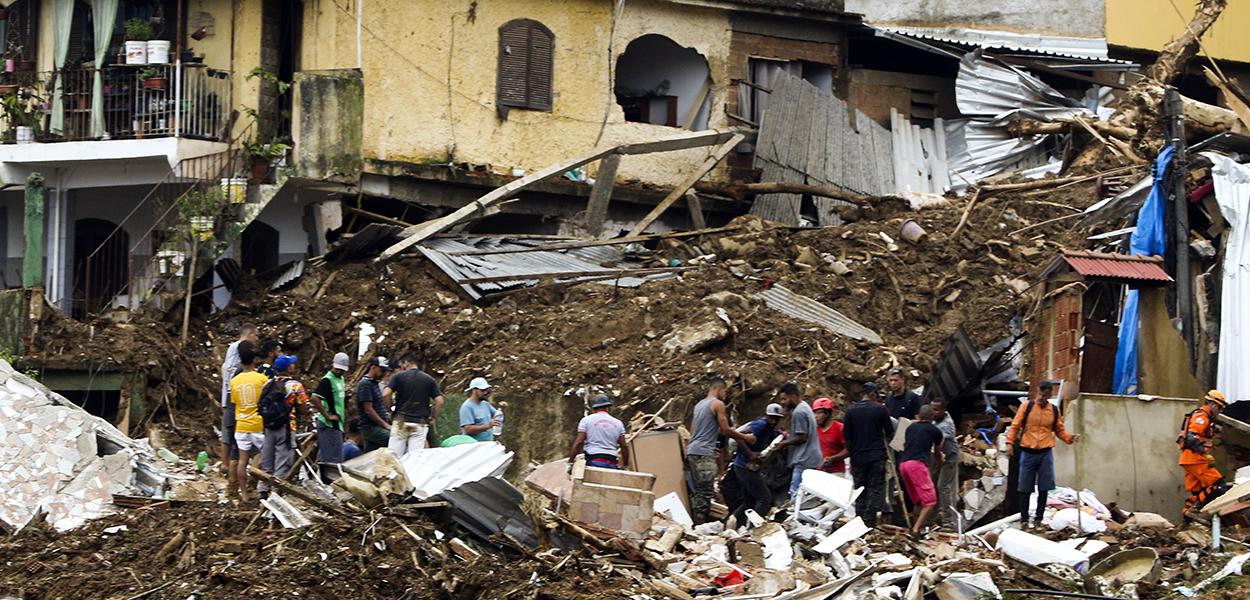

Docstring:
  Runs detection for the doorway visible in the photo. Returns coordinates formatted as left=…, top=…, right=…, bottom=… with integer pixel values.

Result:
left=240, top=220, right=280, bottom=275
left=72, top=218, right=129, bottom=318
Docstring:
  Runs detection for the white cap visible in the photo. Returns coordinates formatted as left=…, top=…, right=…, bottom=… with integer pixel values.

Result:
left=765, top=403, right=785, bottom=417
left=466, top=377, right=492, bottom=392
left=332, top=352, right=351, bottom=370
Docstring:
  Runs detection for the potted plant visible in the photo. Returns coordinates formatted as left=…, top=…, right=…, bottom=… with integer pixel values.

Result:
left=177, top=187, right=223, bottom=237
left=138, top=67, right=167, bottom=90
left=242, top=137, right=292, bottom=184
left=2, top=90, right=40, bottom=144
left=123, top=18, right=154, bottom=65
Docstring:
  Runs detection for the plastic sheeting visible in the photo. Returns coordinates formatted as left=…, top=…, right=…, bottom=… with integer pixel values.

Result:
left=1206, top=153, right=1250, bottom=404
left=1113, top=147, right=1173, bottom=395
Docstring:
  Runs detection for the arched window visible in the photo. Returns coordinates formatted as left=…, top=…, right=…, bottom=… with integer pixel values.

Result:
left=496, top=19, right=553, bottom=115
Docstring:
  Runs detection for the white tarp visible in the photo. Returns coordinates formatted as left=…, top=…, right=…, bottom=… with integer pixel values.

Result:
left=1206, top=153, right=1250, bottom=404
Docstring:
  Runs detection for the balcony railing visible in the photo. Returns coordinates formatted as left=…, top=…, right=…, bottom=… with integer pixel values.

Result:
left=0, top=63, right=232, bottom=144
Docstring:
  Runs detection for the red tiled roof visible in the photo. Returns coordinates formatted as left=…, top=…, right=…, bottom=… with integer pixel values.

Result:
left=1058, top=250, right=1172, bottom=283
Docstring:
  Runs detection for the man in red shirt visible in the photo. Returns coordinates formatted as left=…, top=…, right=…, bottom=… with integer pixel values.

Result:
left=813, top=397, right=846, bottom=474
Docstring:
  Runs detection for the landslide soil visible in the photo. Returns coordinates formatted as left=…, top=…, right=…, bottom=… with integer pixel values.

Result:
left=28, top=178, right=1103, bottom=466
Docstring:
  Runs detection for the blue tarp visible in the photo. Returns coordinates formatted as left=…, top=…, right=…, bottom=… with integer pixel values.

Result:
left=1112, top=147, right=1174, bottom=394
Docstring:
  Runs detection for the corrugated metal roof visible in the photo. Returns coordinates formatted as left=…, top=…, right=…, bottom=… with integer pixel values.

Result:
left=399, top=442, right=514, bottom=499
left=420, top=236, right=678, bottom=301
left=870, top=25, right=1135, bottom=66
left=432, top=478, right=540, bottom=550
left=1045, top=251, right=1172, bottom=283
left=754, top=285, right=883, bottom=344
left=269, top=260, right=305, bottom=290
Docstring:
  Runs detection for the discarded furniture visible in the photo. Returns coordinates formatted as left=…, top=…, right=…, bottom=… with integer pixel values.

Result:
left=568, top=463, right=657, bottom=536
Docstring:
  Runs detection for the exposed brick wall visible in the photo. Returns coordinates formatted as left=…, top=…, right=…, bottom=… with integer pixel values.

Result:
left=1028, top=290, right=1084, bottom=399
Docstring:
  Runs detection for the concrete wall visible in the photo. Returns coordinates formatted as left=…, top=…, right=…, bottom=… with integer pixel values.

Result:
left=845, top=0, right=1104, bottom=38
left=293, top=69, right=364, bottom=181
left=1053, top=393, right=1197, bottom=523
left=1106, top=0, right=1250, bottom=63
left=295, top=0, right=737, bottom=187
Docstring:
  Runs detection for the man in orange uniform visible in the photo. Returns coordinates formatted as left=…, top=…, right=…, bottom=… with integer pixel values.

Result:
left=1179, top=390, right=1229, bottom=518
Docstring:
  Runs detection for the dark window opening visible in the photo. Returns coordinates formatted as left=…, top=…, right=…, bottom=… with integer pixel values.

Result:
left=7, top=0, right=40, bottom=62
left=497, top=19, right=554, bottom=115
left=615, top=34, right=711, bottom=130
left=58, top=388, right=121, bottom=422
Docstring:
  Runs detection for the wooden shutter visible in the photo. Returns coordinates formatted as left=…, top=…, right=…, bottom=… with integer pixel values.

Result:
left=497, top=19, right=553, bottom=112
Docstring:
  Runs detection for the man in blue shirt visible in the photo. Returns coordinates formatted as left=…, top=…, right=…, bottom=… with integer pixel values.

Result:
left=459, top=377, right=500, bottom=442
left=726, top=403, right=783, bottom=526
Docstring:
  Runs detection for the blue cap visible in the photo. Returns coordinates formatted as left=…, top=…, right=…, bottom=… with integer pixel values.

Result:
left=274, top=354, right=298, bottom=373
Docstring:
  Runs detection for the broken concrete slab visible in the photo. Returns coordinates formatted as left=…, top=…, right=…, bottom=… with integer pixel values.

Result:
left=0, top=361, right=162, bottom=531
left=660, top=315, right=731, bottom=353
left=935, top=572, right=1001, bottom=600
left=996, top=528, right=1091, bottom=574
left=813, top=516, right=870, bottom=554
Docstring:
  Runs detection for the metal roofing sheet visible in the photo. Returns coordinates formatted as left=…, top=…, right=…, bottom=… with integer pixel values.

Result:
left=398, top=441, right=514, bottom=499
left=432, top=477, right=540, bottom=550
left=754, top=285, right=883, bottom=344
left=420, top=236, right=675, bottom=300
left=1062, top=253, right=1172, bottom=282
left=870, top=25, right=1134, bottom=65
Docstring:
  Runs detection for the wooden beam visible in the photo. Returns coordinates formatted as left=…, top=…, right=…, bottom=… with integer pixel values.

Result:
left=248, top=465, right=353, bottom=516
left=627, top=133, right=745, bottom=237
left=343, top=205, right=415, bottom=228
left=585, top=154, right=621, bottom=237
left=377, top=130, right=741, bottom=261
left=684, top=190, right=706, bottom=229
left=695, top=181, right=875, bottom=204
left=681, top=79, right=712, bottom=130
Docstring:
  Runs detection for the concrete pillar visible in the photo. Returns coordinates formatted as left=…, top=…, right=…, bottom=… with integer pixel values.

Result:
left=21, top=173, right=44, bottom=289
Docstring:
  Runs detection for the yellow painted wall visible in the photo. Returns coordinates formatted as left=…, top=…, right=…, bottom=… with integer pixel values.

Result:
left=1107, top=0, right=1250, bottom=63
left=298, top=0, right=735, bottom=186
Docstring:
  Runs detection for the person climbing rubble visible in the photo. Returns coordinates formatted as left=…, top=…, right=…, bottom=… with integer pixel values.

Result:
left=772, top=382, right=823, bottom=498
left=219, top=324, right=257, bottom=477
left=312, top=352, right=351, bottom=479
left=723, top=402, right=783, bottom=526
left=929, top=397, right=960, bottom=525
left=229, top=342, right=267, bottom=502
left=686, top=376, right=755, bottom=525
left=885, top=368, right=922, bottom=420
left=355, top=356, right=393, bottom=452
left=257, top=354, right=308, bottom=496
left=1005, top=380, right=1080, bottom=529
left=813, top=397, right=846, bottom=474
left=567, top=394, right=628, bottom=470
left=460, top=377, right=501, bottom=442
left=383, top=353, right=444, bottom=458
left=841, top=382, right=895, bottom=527
left=899, top=405, right=943, bottom=536
left=1179, top=390, right=1229, bottom=519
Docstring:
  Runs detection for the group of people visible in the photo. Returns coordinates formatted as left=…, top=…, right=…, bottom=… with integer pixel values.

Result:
left=217, top=325, right=503, bottom=501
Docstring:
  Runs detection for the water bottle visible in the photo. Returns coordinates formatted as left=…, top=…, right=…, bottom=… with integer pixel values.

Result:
left=196, top=451, right=209, bottom=473
left=492, top=407, right=504, bottom=437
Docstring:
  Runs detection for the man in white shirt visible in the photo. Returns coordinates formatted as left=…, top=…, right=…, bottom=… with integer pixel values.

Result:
left=219, top=324, right=257, bottom=477
left=567, top=395, right=629, bottom=470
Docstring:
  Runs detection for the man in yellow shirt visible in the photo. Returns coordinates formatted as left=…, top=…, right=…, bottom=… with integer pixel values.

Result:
left=230, top=344, right=269, bottom=502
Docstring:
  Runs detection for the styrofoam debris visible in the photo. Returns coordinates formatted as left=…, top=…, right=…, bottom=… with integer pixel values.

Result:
left=996, top=528, right=1091, bottom=574
left=813, top=517, right=869, bottom=554
left=655, top=492, right=693, bottom=527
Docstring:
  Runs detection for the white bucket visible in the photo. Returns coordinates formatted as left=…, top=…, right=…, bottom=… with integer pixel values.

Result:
left=220, top=177, right=247, bottom=204
left=124, top=41, right=147, bottom=65
left=15, top=126, right=33, bottom=144
left=146, top=40, right=170, bottom=65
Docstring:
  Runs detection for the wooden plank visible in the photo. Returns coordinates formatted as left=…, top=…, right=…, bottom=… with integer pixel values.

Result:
left=875, top=114, right=895, bottom=196
left=890, top=109, right=907, bottom=194
left=826, top=100, right=842, bottom=187
left=377, top=130, right=738, bottom=261
left=449, top=225, right=744, bottom=256
left=626, top=133, right=745, bottom=236
left=807, top=97, right=829, bottom=186
left=456, top=266, right=685, bottom=285
left=681, top=78, right=712, bottom=130
left=685, top=190, right=707, bottom=229
left=585, top=153, right=621, bottom=237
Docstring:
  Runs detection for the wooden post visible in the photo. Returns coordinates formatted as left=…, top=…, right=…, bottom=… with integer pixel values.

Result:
left=21, top=173, right=45, bottom=289
left=684, top=190, right=706, bottom=229
left=1166, top=88, right=1195, bottom=372
left=180, top=234, right=198, bottom=345
left=585, top=153, right=621, bottom=237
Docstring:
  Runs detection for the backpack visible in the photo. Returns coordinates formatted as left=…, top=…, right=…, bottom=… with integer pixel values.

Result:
left=258, top=378, right=292, bottom=430
left=1013, top=399, right=1059, bottom=446
left=1176, top=407, right=1213, bottom=451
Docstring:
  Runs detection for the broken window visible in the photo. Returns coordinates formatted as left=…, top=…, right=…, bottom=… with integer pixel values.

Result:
left=615, top=35, right=711, bottom=130
left=497, top=19, right=554, bottom=116
left=742, top=58, right=833, bottom=124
